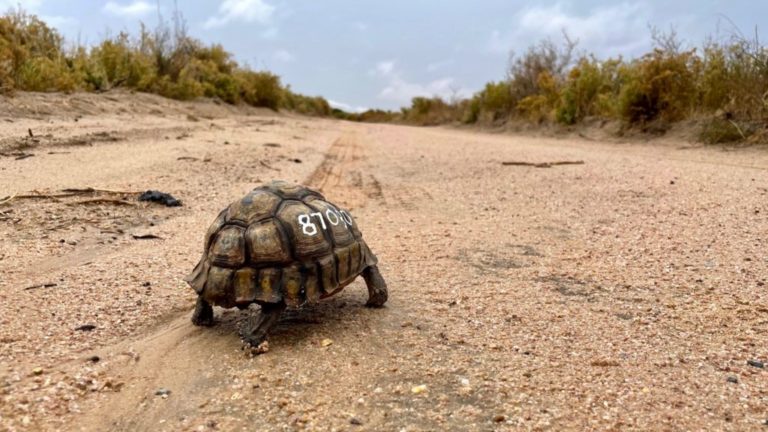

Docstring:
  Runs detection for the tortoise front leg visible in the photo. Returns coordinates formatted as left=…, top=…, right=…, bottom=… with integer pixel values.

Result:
left=362, top=265, right=388, bottom=307
left=241, top=302, right=286, bottom=348
left=191, top=296, right=214, bottom=327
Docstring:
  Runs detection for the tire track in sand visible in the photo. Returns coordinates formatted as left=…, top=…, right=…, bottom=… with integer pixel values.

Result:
left=304, top=132, right=384, bottom=209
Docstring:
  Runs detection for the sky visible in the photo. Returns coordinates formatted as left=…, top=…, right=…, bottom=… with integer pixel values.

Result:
left=5, top=0, right=767, bottom=111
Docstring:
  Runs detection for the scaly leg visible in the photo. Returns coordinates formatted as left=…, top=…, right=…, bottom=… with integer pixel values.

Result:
left=241, top=302, right=286, bottom=348
left=191, top=296, right=214, bottom=327
left=362, top=265, right=388, bottom=307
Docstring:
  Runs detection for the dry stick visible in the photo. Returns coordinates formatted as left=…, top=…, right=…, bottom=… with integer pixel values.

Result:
left=501, top=160, right=585, bottom=168
left=67, top=198, right=136, bottom=206
left=132, top=233, right=162, bottom=240
left=14, top=193, right=77, bottom=199
left=23, top=282, right=57, bottom=291
left=727, top=120, right=747, bottom=140
left=60, top=187, right=141, bottom=195
left=259, top=160, right=279, bottom=171
left=0, top=193, right=17, bottom=205
left=5, top=187, right=141, bottom=202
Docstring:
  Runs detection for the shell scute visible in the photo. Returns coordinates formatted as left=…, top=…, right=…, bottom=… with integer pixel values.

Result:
left=210, top=225, right=246, bottom=267
left=277, top=200, right=332, bottom=259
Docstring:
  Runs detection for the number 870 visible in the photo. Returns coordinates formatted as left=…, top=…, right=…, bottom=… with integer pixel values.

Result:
left=297, top=207, right=353, bottom=236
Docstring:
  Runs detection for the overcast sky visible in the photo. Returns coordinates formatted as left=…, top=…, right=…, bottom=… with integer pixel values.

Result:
left=6, top=0, right=767, bottom=111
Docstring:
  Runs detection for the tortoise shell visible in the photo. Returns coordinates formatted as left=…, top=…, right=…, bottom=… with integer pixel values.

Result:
left=185, top=181, right=378, bottom=309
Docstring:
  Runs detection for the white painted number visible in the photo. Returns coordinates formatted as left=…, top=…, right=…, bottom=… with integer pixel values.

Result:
left=296, top=207, right=355, bottom=236
left=340, top=210, right=354, bottom=226
left=325, top=208, right=340, bottom=225
left=298, top=214, right=318, bottom=236
left=309, top=212, right=327, bottom=229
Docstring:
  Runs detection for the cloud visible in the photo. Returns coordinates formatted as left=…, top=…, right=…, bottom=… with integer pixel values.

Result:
left=372, top=60, right=395, bottom=77
left=102, top=1, right=154, bottom=18
left=372, top=60, right=473, bottom=105
left=489, top=2, right=652, bottom=58
left=273, top=49, right=295, bottom=62
left=261, top=27, right=279, bottom=39
left=426, top=59, right=454, bottom=73
left=328, top=99, right=367, bottom=113
left=204, top=0, right=275, bottom=29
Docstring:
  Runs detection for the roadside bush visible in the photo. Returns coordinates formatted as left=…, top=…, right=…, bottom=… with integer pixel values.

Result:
left=88, top=32, right=155, bottom=91
left=556, top=57, right=620, bottom=124
left=0, top=8, right=330, bottom=116
left=404, top=96, right=460, bottom=125
left=283, top=89, right=331, bottom=116
left=368, top=28, right=766, bottom=145
left=699, top=116, right=758, bottom=144
left=0, top=9, right=72, bottom=92
left=475, top=81, right=514, bottom=122
left=617, top=48, right=698, bottom=124
left=507, top=37, right=576, bottom=104
left=516, top=70, right=559, bottom=123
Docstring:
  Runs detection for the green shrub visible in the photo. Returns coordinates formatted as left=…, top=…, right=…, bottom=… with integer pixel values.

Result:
left=0, top=8, right=329, bottom=116
left=618, top=48, right=698, bottom=124
left=0, top=9, right=69, bottom=92
left=516, top=70, right=559, bottom=123
left=476, top=81, right=514, bottom=121
left=282, top=88, right=332, bottom=116
left=699, top=117, right=754, bottom=144
left=16, top=56, right=75, bottom=91
left=404, top=96, right=459, bottom=125
left=556, top=57, right=619, bottom=124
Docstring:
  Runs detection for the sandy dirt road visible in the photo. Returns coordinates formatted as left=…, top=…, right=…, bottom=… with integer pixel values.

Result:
left=0, top=93, right=767, bottom=431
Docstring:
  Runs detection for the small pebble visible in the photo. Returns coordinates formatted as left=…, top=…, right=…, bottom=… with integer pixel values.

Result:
left=350, top=417, right=363, bottom=425
left=747, top=360, right=764, bottom=369
left=155, top=388, right=171, bottom=396
left=32, top=367, right=43, bottom=375
left=88, top=355, right=100, bottom=363
left=321, top=338, right=333, bottom=347
left=726, top=376, right=738, bottom=384
left=411, top=384, right=427, bottom=394
left=493, top=414, right=506, bottom=423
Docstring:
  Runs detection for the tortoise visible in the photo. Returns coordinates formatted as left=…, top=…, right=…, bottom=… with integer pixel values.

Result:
left=185, top=180, right=388, bottom=348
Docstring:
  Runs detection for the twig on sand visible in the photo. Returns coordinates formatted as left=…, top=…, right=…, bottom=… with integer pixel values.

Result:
left=23, top=282, right=57, bottom=291
left=501, top=160, right=585, bottom=168
left=132, top=233, right=162, bottom=240
left=61, top=187, right=140, bottom=195
left=2, top=187, right=141, bottom=203
left=259, top=160, right=279, bottom=171
left=0, top=193, right=17, bottom=205
left=67, top=198, right=135, bottom=206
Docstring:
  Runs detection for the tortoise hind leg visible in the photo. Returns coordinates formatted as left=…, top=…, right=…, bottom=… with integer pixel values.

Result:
left=362, top=265, right=388, bottom=307
left=191, top=296, right=214, bottom=327
left=241, top=302, right=286, bottom=348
